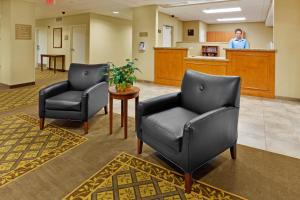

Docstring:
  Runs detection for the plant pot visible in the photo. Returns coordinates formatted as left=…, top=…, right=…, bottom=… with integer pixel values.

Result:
left=115, top=84, right=132, bottom=92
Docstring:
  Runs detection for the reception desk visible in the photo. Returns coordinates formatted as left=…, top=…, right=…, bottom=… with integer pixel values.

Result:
left=154, top=47, right=275, bottom=98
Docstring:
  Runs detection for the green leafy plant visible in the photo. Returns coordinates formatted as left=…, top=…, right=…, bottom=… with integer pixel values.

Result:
left=109, top=59, right=141, bottom=92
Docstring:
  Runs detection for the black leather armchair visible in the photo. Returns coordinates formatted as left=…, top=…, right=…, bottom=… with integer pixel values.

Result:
left=39, top=63, right=109, bottom=134
left=136, top=70, right=240, bottom=193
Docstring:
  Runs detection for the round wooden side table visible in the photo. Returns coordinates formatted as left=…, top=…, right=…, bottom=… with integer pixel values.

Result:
left=109, top=86, right=140, bottom=139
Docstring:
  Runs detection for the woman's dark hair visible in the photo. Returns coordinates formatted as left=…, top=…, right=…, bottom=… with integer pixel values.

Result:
left=235, top=28, right=243, bottom=33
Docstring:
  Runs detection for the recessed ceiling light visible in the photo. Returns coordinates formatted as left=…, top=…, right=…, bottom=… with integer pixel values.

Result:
left=113, top=11, right=119, bottom=14
left=217, top=17, right=246, bottom=22
left=203, top=7, right=242, bottom=14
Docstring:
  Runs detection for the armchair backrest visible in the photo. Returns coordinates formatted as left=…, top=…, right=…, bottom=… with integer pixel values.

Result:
left=181, top=70, right=240, bottom=114
left=68, top=63, right=109, bottom=91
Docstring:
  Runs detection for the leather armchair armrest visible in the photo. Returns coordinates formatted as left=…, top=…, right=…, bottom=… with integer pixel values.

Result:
left=81, top=82, right=108, bottom=121
left=136, top=92, right=181, bottom=138
left=182, top=106, right=239, bottom=171
left=138, top=92, right=181, bottom=117
left=39, top=81, right=69, bottom=98
left=39, top=81, right=69, bottom=118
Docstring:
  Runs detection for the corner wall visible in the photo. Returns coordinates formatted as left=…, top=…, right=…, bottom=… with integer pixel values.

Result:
left=0, top=0, right=35, bottom=86
left=132, top=6, right=158, bottom=81
left=274, top=0, right=300, bottom=98
left=89, top=13, right=132, bottom=66
left=157, top=12, right=182, bottom=47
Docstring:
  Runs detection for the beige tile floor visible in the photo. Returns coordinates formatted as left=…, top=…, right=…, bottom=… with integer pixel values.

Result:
left=111, top=82, right=300, bottom=159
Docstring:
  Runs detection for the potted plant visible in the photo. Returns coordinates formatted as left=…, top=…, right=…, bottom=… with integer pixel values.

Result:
left=109, top=59, right=141, bottom=92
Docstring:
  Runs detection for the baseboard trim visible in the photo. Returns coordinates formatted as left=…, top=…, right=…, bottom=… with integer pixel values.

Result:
left=0, top=82, right=35, bottom=89
left=276, top=96, right=300, bottom=102
left=137, top=80, right=154, bottom=84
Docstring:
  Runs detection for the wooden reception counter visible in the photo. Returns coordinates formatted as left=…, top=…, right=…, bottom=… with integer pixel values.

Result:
left=154, top=47, right=275, bottom=98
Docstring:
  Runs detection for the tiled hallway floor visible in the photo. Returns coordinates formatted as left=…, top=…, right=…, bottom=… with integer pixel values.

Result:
left=112, top=82, right=300, bottom=159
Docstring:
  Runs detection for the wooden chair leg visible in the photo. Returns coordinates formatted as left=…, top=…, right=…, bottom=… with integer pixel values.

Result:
left=83, top=121, right=89, bottom=134
left=184, top=173, right=193, bottom=194
left=230, top=143, right=237, bottom=160
left=137, top=138, right=143, bottom=154
left=104, top=106, right=108, bottom=114
left=40, top=118, right=45, bottom=130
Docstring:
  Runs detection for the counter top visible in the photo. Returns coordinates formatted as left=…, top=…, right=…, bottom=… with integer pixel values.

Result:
left=224, top=48, right=276, bottom=52
left=154, top=47, right=188, bottom=50
left=185, top=56, right=229, bottom=62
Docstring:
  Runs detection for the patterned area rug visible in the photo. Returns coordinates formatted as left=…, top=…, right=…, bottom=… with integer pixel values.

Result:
left=0, top=113, right=86, bottom=187
left=63, top=153, right=247, bottom=200
left=0, top=69, right=67, bottom=114
left=0, top=87, right=41, bottom=113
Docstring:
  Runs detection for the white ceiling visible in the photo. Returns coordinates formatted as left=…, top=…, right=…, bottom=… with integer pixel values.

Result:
left=31, top=0, right=272, bottom=24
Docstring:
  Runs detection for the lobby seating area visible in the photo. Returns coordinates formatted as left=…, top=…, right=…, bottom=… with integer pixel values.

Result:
left=0, top=68, right=300, bottom=199
left=1, top=0, right=300, bottom=199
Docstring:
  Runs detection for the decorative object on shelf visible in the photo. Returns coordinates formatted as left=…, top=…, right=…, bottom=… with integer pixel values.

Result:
left=109, top=59, right=141, bottom=92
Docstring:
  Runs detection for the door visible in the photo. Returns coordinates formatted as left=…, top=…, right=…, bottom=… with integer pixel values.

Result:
left=162, top=25, right=173, bottom=47
left=36, top=28, right=48, bottom=67
left=71, top=25, right=87, bottom=64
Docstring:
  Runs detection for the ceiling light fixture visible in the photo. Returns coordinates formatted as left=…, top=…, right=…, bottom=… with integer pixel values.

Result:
left=203, top=7, right=241, bottom=14
left=161, top=0, right=237, bottom=8
left=113, top=11, right=119, bottom=14
left=217, top=17, right=246, bottom=22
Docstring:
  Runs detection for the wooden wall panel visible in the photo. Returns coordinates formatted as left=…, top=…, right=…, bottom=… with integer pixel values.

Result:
left=226, top=50, right=275, bottom=98
left=154, top=48, right=188, bottom=86
left=207, top=31, right=245, bottom=42
left=184, top=60, right=227, bottom=75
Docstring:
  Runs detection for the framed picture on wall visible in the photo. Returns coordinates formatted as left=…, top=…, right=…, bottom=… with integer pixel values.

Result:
left=187, top=29, right=194, bottom=36
left=53, top=27, right=62, bottom=48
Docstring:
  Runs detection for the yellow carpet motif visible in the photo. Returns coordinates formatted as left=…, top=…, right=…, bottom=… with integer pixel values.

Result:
left=63, top=153, right=247, bottom=200
left=0, top=113, right=86, bottom=187
left=0, top=87, right=41, bottom=113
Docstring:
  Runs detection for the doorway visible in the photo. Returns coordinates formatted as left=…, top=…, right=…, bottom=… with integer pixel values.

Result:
left=162, top=25, right=173, bottom=47
left=35, top=28, right=48, bottom=68
left=71, top=25, right=87, bottom=64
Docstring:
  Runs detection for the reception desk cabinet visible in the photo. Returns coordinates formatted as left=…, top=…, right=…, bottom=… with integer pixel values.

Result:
left=154, top=47, right=275, bottom=98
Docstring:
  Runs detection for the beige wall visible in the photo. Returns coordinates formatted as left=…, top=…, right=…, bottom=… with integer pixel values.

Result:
left=157, top=12, right=183, bottom=47
left=36, top=13, right=90, bottom=70
left=207, top=22, right=273, bottom=49
left=89, top=13, right=132, bottom=66
left=0, top=0, right=35, bottom=85
left=183, top=21, right=199, bottom=42
left=274, top=0, right=300, bottom=98
left=132, top=6, right=158, bottom=81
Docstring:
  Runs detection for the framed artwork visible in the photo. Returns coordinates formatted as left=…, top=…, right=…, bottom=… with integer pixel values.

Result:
left=53, top=28, right=62, bottom=48
left=187, top=29, right=194, bottom=36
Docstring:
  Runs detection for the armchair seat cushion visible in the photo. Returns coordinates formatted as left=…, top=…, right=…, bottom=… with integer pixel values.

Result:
left=46, top=91, right=83, bottom=111
left=142, top=107, right=198, bottom=153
